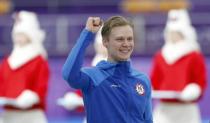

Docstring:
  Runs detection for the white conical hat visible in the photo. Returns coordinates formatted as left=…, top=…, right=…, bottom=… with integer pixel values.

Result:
left=163, top=9, right=200, bottom=50
left=12, top=10, right=45, bottom=44
left=167, top=9, right=191, bottom=27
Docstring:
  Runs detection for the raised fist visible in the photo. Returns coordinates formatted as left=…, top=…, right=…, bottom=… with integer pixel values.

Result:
left=85, top=17, right=102, bottom=33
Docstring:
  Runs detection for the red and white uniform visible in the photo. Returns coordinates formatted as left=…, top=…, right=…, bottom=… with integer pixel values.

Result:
left=0, top=56, right=49, bottom=123
left=151, top=9, right=207, bottom=123
left=151, top=51, right=206, bottom=102
left=0, top=11, right=49, bottom=123
left=0, top=56, right=49, bottom=110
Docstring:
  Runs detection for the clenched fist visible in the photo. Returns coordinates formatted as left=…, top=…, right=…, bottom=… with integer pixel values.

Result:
left=85, top=17, right=102, bottom=33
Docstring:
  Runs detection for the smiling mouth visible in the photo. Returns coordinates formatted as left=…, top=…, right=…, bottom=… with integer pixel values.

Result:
left=119, top=49, right=131, bottom=54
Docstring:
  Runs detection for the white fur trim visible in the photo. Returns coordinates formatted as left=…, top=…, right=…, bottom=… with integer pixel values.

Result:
left=8, top=44, right=47, bottom=70
left=15, top=90, right=39, bottom=109
left=57, top=92, right=84, bottom=110
left=161, top=41, right=199, bottom=64
left=180, top=83, right=201, bottom=102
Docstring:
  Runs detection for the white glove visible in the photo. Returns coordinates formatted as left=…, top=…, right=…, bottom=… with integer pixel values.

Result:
left=15, top=90, right=39, bottom=109
left=57, top=92, right=84, bottom=110
left=180, top=83, right=201, bottom=102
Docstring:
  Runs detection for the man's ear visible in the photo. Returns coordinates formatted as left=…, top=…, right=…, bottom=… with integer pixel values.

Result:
left=102, top=39, right=108, bottom=48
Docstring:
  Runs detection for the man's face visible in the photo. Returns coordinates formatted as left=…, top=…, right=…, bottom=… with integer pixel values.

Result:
left=103, top=25, right=134, bottom=62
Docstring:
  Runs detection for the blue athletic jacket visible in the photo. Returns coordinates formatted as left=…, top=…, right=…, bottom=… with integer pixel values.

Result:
left=62, top=29, right=153, bottom=123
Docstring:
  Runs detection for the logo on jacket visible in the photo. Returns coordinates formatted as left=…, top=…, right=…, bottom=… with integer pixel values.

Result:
left=135, top=83, right=145, bottom=95
left=110, top=84, right=121, bottom=88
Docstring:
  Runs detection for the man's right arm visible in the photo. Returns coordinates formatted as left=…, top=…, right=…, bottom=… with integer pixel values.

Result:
left=62, top=17, right=102, bottom=90
left=62, top=29, right=95, bottom=90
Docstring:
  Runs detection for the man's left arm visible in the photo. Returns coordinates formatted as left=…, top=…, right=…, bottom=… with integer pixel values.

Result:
left=143, top=76, right=153, bottom=123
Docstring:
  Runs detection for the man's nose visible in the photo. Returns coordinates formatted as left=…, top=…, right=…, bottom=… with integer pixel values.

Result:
left=122, top=40, right=130, bottom=47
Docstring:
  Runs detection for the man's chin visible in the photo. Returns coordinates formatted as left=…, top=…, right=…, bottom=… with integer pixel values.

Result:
left=117, top=57, right=130, bottom=61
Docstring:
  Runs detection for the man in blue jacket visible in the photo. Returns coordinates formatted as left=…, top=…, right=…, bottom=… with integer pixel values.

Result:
left=62, top=16, right=153, bottom=123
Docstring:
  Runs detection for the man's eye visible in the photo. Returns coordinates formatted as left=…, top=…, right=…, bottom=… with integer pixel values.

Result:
left=127, top=38, right=133, bottom=41
left=127, top=36, right=133, bottom=40
left=116, top=38, right=124, bottom=41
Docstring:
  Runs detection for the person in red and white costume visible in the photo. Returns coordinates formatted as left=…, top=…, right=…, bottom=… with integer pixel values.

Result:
left=91, top=26, right=108, bottom=66
left=151, top=9, right=207, bottom=123
left=0, top=11, right=49, bottom=123
left=57, top=27, right=107, bottom=123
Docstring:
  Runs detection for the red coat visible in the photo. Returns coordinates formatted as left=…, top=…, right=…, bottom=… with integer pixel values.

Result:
left=0, top=55, right=49, bottom=110
left=151, top=51, right=207, bottom=102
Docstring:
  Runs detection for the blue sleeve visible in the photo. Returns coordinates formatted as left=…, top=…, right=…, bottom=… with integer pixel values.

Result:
left=144, top=80, right=153, bottom=123
left=144, top=95, right=153, bottom=123
left=62, top=29, right=95, bottom=90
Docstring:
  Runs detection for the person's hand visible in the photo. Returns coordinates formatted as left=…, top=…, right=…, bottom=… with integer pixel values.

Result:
left=179, top=83, right=201, bottom=102
left=85, top=17, right=102, bottom=33
left=15, top=90, right=39, bottom=109
left=56, top=92, right=84, bottom=110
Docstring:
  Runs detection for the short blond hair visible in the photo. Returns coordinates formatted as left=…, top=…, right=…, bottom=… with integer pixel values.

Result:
left=101, top=16, right=134, bottom=40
